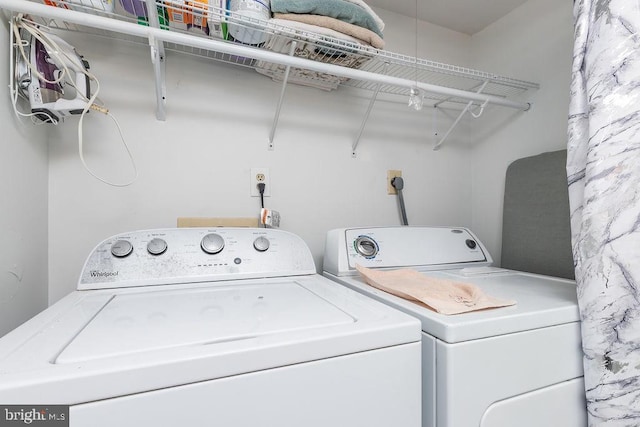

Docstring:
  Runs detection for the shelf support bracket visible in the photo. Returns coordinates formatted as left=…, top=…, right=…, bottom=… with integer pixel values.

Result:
left=8, top=17, right=16, bottom=104
left=433, top=80, right=488, bottom=151
left=268, top=40, right=297, bottom=150
left=146, top=0, right=166, bottom=121
left=352, top=62, right=389, bottom=158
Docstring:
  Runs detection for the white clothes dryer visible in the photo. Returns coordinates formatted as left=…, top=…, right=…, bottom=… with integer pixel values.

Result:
left=0, top=228, right=421, bottom=427
left=323, top=226, right=587, bottom=427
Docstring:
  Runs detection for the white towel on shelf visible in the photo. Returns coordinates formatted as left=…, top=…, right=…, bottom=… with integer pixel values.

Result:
left=254, top=18, right=374, bottom=91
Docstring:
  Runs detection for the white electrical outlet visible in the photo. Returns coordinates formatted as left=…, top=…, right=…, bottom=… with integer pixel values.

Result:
left=250, top=168, right=271, bottom=197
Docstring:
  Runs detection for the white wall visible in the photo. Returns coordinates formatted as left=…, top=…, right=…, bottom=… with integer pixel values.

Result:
left=0, top=0, right=573, bottom=313
left=47, top=11, right=475, bottom=302
left=0, top=16, right=49, bottom=336
left=468, top=0, right=574, bottom=264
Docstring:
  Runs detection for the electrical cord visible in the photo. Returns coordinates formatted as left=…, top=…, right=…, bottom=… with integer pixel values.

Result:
left=258, top=182, right=266, bottom=228
left=258, top=182, right=266, bottom=209
left=391, top=176, right=409, bottom=226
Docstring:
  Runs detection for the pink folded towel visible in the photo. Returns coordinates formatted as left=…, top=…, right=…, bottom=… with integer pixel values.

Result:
left=356, top=264, right=516, bottom=315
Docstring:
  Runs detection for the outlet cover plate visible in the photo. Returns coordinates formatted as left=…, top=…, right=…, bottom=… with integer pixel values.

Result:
left=251, top=168, right=271, bottom=197
left=387, top=170, right=402, bottom=195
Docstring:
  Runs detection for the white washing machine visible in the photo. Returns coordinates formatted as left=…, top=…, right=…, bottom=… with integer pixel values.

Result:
left=0, top=228, right=422, bottom=427
left=323, top=226, right=587, bottom=427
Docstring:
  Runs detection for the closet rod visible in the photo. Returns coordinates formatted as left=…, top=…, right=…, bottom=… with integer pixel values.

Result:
left=0, top=0, right=532, bottom=111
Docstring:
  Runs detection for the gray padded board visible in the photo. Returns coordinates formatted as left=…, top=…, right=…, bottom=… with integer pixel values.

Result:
left=501, top=150, right=575, bottom=280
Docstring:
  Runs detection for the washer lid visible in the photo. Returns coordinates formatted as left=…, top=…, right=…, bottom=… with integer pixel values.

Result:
left=1, top=276, right=419, bottom=406
left=56, top=282, right=353, bottom=364
left=0, top=275, right=419, bottom=405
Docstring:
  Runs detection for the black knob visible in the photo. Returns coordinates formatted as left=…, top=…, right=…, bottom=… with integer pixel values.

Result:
left=465, top=239, right=477, bottom=249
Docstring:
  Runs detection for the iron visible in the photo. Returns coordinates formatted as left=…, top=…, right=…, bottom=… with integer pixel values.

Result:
left=14, top=26, right=91, bottom=124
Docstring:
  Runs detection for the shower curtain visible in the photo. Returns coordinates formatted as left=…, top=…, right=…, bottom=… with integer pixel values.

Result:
left=568, top=0, right=640, bottom=425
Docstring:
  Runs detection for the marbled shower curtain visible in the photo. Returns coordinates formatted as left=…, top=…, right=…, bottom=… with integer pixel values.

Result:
left=567, top=0, right=640, bottom=425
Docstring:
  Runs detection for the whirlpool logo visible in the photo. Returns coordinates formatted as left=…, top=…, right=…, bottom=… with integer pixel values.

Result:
left=89, top=270, right=119, bottom=278
left=1, top=406, right=68, bottom=426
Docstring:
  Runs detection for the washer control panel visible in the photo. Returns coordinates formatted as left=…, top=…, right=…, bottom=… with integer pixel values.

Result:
left=79, top=228, right=316, bottom=290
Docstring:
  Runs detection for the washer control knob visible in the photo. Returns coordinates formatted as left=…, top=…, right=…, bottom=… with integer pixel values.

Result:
left=201, top=233, right=225, bottom=255
left=465, top=239, right=477, bottom=249
left=253, top=236, right=270, bottom=252
left=111, top=240, right=133, bottom=258
left=354, top=236, right=379, bottom=258
left=147, top=238, right=168, bottom=255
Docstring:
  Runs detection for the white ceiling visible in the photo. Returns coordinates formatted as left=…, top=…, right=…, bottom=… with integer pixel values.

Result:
left=366, top=0, right=528, bottom=35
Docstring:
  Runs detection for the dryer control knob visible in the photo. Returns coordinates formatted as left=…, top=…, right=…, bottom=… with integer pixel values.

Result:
left=111, top=240, right=133, bottom=258
left=147, top=238, right=168, bottom=255
left=465, top=239, right=477, bottom=249
left=253, top=236, right=270, bottom=252
left=201, top=233, right=225, bottom=255
left=354, top=236, right=379, bottom=258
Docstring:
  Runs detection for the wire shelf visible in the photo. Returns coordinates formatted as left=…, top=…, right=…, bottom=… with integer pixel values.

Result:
left=7, top=0, right=539, bottom=106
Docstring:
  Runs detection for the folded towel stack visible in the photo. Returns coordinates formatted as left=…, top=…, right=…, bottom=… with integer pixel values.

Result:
left=255, top=0, right=384, bottom=90
left=271, top=0, right=385, bottom=49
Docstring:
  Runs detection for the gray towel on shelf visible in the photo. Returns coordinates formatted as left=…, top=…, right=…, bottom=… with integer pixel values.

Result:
left=271, top=0, right=384, bottom=38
